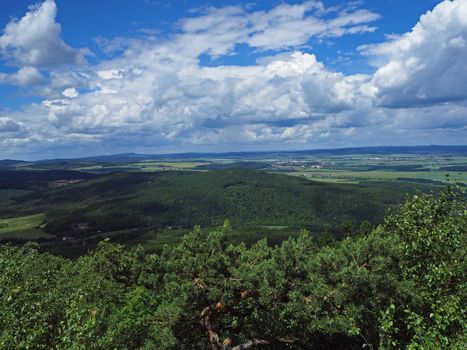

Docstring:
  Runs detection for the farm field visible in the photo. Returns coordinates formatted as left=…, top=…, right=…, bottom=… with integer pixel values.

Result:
left=265, top=154, right=466, bottom=185
left=5, top=146, right=466, bottom=187
left=288, top=169, right=467, bottom=184
left=0, top=213, right=52, bottom=239
left=10, top=157, right=467, bottom=188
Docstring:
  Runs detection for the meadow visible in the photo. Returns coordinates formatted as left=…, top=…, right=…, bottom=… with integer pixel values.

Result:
left=0, top=213, right=52, bottom=239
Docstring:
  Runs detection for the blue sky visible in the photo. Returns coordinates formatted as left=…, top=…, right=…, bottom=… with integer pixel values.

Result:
left=0, top=0, right=466, bottom=159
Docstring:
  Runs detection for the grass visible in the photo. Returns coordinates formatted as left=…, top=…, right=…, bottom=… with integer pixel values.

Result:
left=0, top=213, right=53, bottom=239
left=288, top=169, right=467, bottom=185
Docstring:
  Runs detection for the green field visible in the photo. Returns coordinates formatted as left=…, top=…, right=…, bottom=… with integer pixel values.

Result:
left=0, top=214, right=52, bottom=239
left=288, top=169, right=467, bottom=184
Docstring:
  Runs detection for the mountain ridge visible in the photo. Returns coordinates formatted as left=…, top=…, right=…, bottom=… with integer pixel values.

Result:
left=3, top=145, right=467, bottom=164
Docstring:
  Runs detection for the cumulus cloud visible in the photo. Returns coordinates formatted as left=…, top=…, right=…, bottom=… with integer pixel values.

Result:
left=0, top=0, right=87, bottom=67
left=0, top=117, right=23, bottom=132
left=0, top=0, right=381, bottom=155
left=363, top=0, right=467, bottom=108
left=0, top=66, right=44, bottom=86
left=1, top=0, right=467, bottom=157
left=62, top=87, right=79, bottom=98
left=42, top=51, right=363, bottom=143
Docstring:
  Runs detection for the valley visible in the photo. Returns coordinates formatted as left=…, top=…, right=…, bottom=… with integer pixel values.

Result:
left=1, top=146, right=464, bottom=257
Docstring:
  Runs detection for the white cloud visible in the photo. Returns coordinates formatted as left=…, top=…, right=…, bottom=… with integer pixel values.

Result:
left=62, top=87, right=79, bottom=98
left=0, top=0, right=87, bottom=67
left=364, top=0, right=467, bottom=108
left=97, top=69, right=124, bottom=80
left=1, top=0, right=467, bottom=157
left=178, top=1, right=380, bottom=55
left=0, top=66, right=44, bottom=86
left=42, top=51, right=359, bottom=141
left=0, top=117, right=23, bottom=132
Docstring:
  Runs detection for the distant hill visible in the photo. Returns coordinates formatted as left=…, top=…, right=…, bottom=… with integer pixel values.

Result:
left=291, top=145, right=467, bottom=156
left=50, top=145, right=467, bottom=161
left=5, top=169, right=435, bottom=238
left=3, top=145, right=467, bottom=165
left=0, top=170, right=96, bottom=190
left=0, top=159, right=28, bottom=168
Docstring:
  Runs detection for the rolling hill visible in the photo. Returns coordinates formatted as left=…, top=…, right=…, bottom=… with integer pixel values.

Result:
left=1, top=169, right=434, bottom=237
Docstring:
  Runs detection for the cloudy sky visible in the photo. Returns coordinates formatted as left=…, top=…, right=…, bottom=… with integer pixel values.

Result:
left=0, top=0, right=466, bottom=159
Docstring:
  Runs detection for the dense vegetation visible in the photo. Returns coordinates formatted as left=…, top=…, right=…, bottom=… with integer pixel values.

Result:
left=2, top=169, right=436, bottom=238
left=0, top=170, right=95, bottom=189
left=0, top=188, right=465, bottom=349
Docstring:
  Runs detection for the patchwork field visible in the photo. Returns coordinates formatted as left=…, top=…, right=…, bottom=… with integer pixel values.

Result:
left=289, top=169, right=467, bottom=184
left=7, top=147, right=466, bottom=188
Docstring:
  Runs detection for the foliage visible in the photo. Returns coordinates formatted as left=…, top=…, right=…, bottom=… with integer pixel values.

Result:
left=379, top=186, right=466, bottom=349
left=0, top=189, right=465, bottom=349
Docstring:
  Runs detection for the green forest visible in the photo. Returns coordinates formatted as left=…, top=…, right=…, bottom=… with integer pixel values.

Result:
left=0, top=169, right=439, bottom=255
left=0, top=187, right=465, bottom=349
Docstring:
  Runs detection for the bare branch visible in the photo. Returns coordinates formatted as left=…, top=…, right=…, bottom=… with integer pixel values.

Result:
left=230, top=339, right=271, bottom=350
left=199, top=301, right=308, bottom=350
left=200, top=306, right=222, bottom=350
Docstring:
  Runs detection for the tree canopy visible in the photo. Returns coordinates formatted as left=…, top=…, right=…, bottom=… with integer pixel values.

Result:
left=0, top=188, right=465, bottom=349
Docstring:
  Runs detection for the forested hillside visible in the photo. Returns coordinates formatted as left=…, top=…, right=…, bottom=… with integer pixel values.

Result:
left=1, top=188, right=465, bottom=349
left=3, top=169, right=437, bottom=238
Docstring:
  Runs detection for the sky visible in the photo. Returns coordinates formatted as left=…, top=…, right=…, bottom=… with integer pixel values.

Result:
left=0, top=0, right=466, bottom=160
